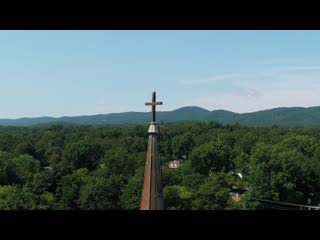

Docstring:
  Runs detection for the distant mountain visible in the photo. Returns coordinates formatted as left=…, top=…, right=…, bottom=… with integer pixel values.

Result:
left=1, top=106, right=320, bottom=127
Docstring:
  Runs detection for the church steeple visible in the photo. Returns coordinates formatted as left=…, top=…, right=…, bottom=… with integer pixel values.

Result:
left=140, top=92, right=165, bottom=210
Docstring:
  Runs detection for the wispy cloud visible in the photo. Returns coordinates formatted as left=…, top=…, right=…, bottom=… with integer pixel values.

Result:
left=179, top=74, right=240, bottom=85
left=236, top=65, right=320, bottom=91
left=187, top=89, right=320, bottom=113
left=281, top=65, right=320, bottom=72
left=178, top=64, right=320, bottom=87
left=235, top=89, right=264, bottom=97
left=183, top=64, right=320, bottom=113
left=241, top=58, right=303, bottom=66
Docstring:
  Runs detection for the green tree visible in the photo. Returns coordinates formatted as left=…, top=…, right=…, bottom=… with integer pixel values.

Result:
left=79, top=171, right=123, bottom=209
left=189, top=139, right=233, bottom=175
left=15, top=142, right=37, bottom=158
left=37, top=192, right=57, bottom=210
left=0, top=185, right=36, bottom=210
left=99, top=147, right=143, bottom=181
left=247, top=142, right=306, bottom=203
left=191, top=173, right=231, bottom=210
left=163, top=185, right=192, bottom=210
left=0, top=153, right=40, bottom=185
left=60, top=168, right=90, bottom=209
left=162, top=166, right=181, bottom=186
left=120, top=169, right=144, bottom=210
left=63, top=137, right=104, bottom=170
left=26, top=169, right=55, bottom=195
left=172, top=133, right=194, bottom=159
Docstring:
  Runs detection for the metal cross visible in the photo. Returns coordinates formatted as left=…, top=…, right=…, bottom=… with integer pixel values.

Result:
left=145, top=92, right=163, bottom=122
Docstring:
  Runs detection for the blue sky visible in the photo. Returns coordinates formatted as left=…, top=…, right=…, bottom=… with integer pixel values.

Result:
left=1, top=30, right=320, bottom=118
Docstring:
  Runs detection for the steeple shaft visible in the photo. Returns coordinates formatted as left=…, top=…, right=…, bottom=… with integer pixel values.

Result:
left=140, top=92, right=164, bottom=210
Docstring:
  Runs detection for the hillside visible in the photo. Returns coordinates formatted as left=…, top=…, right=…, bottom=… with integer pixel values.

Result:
left=0, top=106, right=320, bottom=127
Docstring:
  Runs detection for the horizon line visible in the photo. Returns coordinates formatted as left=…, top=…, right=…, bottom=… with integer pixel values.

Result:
left=0, top=105, right=318, bottom=120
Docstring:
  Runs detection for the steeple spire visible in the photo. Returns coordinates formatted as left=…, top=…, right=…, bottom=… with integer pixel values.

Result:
left=140, top=92, right=164, bottom=210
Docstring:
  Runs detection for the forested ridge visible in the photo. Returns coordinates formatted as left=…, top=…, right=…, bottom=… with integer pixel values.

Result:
left=1, top=121, right=320, bottom=210
left=2, top=106, right=320, bottom=127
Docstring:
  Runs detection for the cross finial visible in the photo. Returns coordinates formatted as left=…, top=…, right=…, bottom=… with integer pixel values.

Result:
left=145, top=92, right=163, bottom=122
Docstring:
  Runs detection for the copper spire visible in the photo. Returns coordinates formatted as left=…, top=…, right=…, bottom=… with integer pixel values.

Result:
left=140, top=92, right=164, bottom=210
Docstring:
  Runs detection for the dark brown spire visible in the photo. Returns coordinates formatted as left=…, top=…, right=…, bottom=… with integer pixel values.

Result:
left=140, top=92, right=164, bottom=210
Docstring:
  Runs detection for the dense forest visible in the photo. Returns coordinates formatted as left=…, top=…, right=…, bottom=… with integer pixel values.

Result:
left=0, top=121, right=320, bottom=210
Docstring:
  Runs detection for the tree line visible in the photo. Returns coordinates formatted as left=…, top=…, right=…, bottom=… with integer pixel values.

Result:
left=0, top=122, right=320, bottom=210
